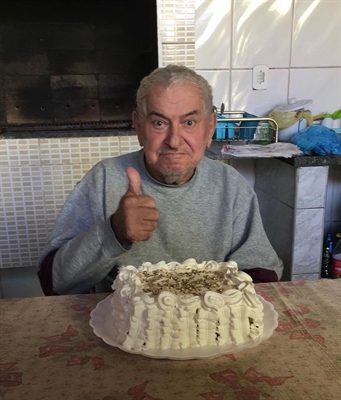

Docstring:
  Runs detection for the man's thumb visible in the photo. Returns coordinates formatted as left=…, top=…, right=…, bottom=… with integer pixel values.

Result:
left=126, top=167, right=141, bottom=195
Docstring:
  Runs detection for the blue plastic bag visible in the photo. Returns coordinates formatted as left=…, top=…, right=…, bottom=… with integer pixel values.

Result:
left=291, top=125, right=341, bottom=156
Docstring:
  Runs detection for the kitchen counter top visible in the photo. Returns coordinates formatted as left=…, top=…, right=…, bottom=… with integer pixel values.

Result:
left=206, top=141, right=341, bottom=166
left=277, top=154, right=341, bottom=166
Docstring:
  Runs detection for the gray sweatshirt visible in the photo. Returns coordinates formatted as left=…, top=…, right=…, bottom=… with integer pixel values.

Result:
left=38, top=150, right=283, bottom=294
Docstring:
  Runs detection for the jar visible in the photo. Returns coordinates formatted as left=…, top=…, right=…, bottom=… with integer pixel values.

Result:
left=255, top=122, right=270, bottom=141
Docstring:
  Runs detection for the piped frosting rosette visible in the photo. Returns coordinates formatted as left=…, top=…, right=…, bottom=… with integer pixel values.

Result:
left=157, top=291, right=178, bottom=309
left=203, top=289, right=243, bottom=310
left=112, top=265, right=141, bottom=298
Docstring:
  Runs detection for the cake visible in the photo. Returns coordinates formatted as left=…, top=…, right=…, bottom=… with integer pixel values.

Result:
left=111, top=259, right=264, bottom=351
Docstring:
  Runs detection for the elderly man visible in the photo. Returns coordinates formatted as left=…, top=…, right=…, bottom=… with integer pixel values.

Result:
left=38, top=65, right=283, bottom=295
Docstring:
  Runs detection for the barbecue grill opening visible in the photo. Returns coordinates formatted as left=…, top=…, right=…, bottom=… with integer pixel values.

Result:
left=0, top=0, right=159, bottom=133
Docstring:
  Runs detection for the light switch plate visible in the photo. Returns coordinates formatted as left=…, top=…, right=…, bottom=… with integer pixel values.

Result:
left=253, top=65, right=269, bottom=90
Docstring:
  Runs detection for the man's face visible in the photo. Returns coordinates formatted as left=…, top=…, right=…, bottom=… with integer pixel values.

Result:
left=133, top=82, right=216, bottom=185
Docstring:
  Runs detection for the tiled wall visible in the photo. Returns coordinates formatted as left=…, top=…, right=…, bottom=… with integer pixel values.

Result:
left=1, top=0, right=340, bottom=297
left=0, top=136, right=141, bottom=271
left=194, top=0, right=340, bottom=117
left=158, top=0, right=195, bottom=67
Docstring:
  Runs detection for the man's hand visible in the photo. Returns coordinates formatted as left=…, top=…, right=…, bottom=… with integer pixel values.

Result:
left=111, top=167, right=160, bottom=247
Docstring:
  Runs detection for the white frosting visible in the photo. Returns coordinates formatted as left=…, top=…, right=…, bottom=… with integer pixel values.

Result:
left=111, top=259, right=264, bottom=351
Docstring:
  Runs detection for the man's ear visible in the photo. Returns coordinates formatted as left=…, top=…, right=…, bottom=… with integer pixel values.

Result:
left=132, top=111, right=144, bottom=147
left=206, top=111, right=217, bottom=149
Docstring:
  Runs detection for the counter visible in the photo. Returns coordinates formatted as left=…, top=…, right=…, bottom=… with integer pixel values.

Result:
left=205, top=141, right=341, bottom=166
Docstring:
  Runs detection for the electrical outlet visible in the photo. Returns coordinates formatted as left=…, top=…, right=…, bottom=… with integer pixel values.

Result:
left=252, top=65, right=268, bottom=90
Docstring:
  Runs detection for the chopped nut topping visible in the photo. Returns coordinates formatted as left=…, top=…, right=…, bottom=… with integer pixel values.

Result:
left=139, top=269, right=232, bottom=296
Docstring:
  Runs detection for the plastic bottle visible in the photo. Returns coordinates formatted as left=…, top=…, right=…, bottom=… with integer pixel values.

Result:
left=322, top=113, right=333, bottom=129
left=321, top=247, right=332, bottom=278
left=321, top=233, right=332, bottom=278
left=329, top=241, right=333, bottom=255
left=332, top=233, right=341, bottom=279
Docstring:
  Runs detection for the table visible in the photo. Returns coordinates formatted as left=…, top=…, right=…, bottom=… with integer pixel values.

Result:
left=1, top=280, right=340, bottom=400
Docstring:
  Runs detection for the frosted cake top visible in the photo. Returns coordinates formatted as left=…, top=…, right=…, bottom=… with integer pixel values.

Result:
left=112, top=259, right=255, bottom=297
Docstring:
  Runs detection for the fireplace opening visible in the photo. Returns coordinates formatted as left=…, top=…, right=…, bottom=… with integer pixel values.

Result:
left=0, top=0, right=159, bottom=133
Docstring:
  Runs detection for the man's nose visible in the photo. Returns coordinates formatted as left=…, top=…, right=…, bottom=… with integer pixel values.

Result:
left=166, top=124, right=182, bottom=148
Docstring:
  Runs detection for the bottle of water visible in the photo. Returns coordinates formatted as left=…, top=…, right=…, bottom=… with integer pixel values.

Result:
left=332, top=233, right=341, bottom=279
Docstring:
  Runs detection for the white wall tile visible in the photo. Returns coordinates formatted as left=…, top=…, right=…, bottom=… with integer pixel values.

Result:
left=230, top=69, right=289, bottom=116
left=295, top=166, right=329, bottom=209
left=119, top=136, right=142, bottom=154
left=161, top=43, right=196, bottom=68
left=292, top=208, right=325, bottom=274
left=195, top=0, right=232, bottom=69
left=289, top=68, right=341, bottom=116
left=197, top=70, right=230, bottom=109
left=232, top=0, right=292, bottom=68
left=0, top=139, right=40, bottom=166
left=292, top=0, right=341, bottom=67
left=158, top=0, right=195, bottom=43
left=40, top=137, right=120, bottom=165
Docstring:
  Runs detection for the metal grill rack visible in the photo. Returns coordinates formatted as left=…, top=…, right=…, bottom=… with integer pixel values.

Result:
left=213, top=110, right=278, bottom=144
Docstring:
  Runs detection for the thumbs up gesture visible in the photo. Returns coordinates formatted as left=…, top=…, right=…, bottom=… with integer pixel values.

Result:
left=125, top=166, right=142, bottom=196
left=111, top=167, right=160, bottom=247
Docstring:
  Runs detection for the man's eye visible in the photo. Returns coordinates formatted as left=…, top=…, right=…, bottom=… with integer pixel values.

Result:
left=152, top=120, right=164, bottom=127
left=185, top=120, right=195, bottom=127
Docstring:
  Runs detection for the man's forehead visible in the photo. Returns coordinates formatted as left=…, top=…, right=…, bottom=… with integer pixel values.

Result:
left=146, top=83, right=204, bottom=114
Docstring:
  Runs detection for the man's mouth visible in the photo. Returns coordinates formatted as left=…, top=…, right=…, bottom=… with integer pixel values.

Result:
left=160, top=152, right=189, bottom=156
